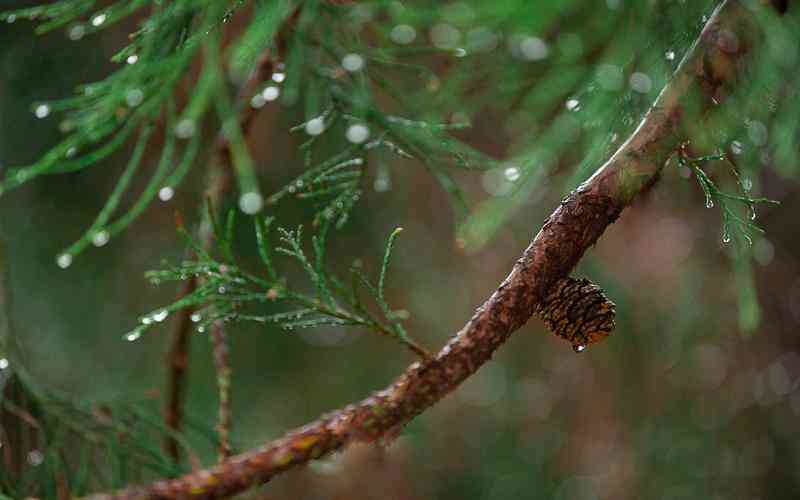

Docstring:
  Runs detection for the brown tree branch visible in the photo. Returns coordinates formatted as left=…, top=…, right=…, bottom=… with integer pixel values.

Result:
left=121, top=0, right=784, bottom=497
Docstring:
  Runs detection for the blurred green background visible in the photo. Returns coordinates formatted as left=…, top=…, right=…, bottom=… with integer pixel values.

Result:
left=2, top=1, right=800, bottom=498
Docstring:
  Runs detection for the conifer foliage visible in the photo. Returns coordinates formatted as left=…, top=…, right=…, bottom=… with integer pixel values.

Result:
left=0, top=0, right=796, bottom=498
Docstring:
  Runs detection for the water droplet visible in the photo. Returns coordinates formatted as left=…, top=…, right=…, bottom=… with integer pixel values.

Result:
left=141, top=316, right=153, bottom=325
left=126, top=331, right=141, bottom=342
left=573, top=344, right=587, bottom=353
left=749, top=206, right=757, bottom=221
left=346, top=123, right=370, bottom=144
left=92, top=230, right=110, bottom=247
left=68, top=24, right=86, bottom=40
left=705, top=196, right=714, bottom=209
left=218, top=286, right=227, bottom=294
left=430, top=23, right=461, bottom=50
left=391, top=24, right=416, bottom=45
left=174, top=119, right=196, bottom=139
left=261, top=86, right=280, bottom=101
left=518, top=36, right=549, bottom=61
left=271, top=72, right=286, bottom=83
left=126, top=88, right=144, bottom=107
left=453, top=47, right=468, bottom=57
left=665, top=50, right=676, bottom=61
left=374, top=176, right=391, bottom=192
left=6, top=14, right=17, bottom=23
left=0, top=358, right=8, bottom=370
left=741, top=177, right=753, bottom=192
left=35, top=104, right=50, bottom=119
left=158, top=186, right=174, bottom=201
left=153, top=309, right=169, bottom=322
left=197, top=325, right=206, bottom=333
left=747, top=120, right=768, bottom=146
left=504, top=166, right=521, bottom=182
left=126, top=54, right=139, bottom=65
left=722, top=231, right=731, bottom=244
left=482, top=169, right=513, bottom=196
left=565, top=98, right=580, bottom=111
left=27, top=450, right=44, bottom=466
left=341, top=53, right=365, bottom=72
left=239, top=191, right=263, bottom=214
left=57, top=253, right=73, bottom=269
left=629, top=72, right=652, bottom=93
left=250, top=93, right=266, bottom=109
left=596, top=63, right=624, bottom=91
left=66, top=146, right=77, bottom=158
left=731, top=140, right=744, bottom=155
left=305, top=117, right=325, bottom=136
left=91, top=13, right=107, bottom=27
left=191, top=313, right=202, bottom=323
left=374, top=165, right=392, bottom=192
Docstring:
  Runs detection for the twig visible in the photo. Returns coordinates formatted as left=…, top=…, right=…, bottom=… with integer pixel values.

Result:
left=162, top=12, right=295, bottom=462
left=163, top=277, right=196, bottom=462
left=210, top=321, right=233, bottom=461
left=98, top=0, right=787, bottom=497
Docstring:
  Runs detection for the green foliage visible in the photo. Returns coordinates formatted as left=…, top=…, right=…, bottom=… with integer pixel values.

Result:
left=128, top=209, right=427, bottom=357
left=2, top=0, right=799, bottom=496
left=0, top=0, right=290, bottom=261
left=4, top=0, right=790, bottom=264
left=676, top=148, right=780, bottom=334
left=0, top=372, right=215, bottom=497
left=0, top=0, right=492, bottom=266
left=677, top=150, right=779, bottom=247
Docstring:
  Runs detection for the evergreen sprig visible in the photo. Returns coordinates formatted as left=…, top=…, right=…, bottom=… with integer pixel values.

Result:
left=2, top=2, right=189, bottom=260
left=2, top=0, right=498, bottom=267
left=0, top=372, right=215, bottom=497
left=128, top=211, right=428, bottom=358
left=0, top=0, right=290, bottom=264
left=677, top=149, right=779, bottom=246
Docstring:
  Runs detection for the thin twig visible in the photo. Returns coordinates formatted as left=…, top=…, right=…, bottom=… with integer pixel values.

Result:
left=163, top=277, right=196, bottom=462
left=210, top=321, right=233, bottom=461
left=162, top=5, right=302, bottom=462
left=98, top=1, right=787, bottom=498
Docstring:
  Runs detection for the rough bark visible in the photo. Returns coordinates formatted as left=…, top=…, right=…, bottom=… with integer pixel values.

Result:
left=109, top=0, right=784, bottom=498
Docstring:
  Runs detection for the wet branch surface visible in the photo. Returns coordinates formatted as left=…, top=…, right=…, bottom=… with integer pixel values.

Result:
left=134, top=0, right=785, bottom=498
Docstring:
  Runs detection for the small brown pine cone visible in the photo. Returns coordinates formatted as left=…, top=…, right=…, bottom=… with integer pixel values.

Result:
left=535, top=277, right=616, bottom=352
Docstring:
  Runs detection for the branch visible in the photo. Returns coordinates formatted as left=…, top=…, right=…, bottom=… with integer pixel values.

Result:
left=163, top=11, right=298, bottom=461
left=114, top=0, right=782, bottom=497
left=163, top=276, right=196, bottom=462
left=210, top=321, right=232, bottom=461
